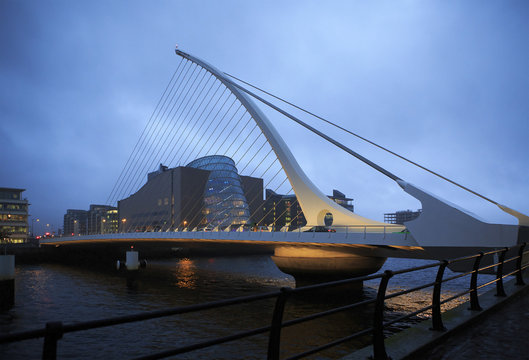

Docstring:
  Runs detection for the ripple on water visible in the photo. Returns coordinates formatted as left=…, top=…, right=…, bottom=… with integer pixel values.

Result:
left=1, top=256, right=494, bottom=359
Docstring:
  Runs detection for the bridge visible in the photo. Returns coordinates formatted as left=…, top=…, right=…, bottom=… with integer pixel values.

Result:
left=41, top=48, right=529, bottom=282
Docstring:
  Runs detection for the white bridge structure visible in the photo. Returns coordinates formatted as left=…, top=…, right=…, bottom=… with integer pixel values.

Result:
left=42, top=49, right=529, bottom=282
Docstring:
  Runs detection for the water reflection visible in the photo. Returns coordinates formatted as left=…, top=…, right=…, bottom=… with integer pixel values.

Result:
left=0, top=256, right=494, bottom=360
left=174, top=258, right=197, bottom=289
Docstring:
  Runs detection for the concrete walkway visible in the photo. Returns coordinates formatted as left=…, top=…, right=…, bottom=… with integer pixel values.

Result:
left=413, top=289, right=529, bottom=359
left=346, top=274, right=529, bottom=360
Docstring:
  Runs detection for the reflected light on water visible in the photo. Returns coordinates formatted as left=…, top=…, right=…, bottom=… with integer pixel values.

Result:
left=174, top=258, right=197, bottom=289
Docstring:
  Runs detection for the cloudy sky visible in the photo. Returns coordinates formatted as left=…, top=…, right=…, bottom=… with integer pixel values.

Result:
left=1, top=0, right=528, bottom=234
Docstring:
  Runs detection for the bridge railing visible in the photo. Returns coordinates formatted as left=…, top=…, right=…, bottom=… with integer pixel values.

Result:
left=1, top=243, right=527, bottom=360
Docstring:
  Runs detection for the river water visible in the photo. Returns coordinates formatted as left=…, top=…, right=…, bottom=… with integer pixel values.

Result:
left=0, top=255, right=492, bottom=359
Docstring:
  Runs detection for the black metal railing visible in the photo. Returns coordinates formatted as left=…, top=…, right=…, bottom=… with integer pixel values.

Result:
left=1, top=243, right=527, bottom=360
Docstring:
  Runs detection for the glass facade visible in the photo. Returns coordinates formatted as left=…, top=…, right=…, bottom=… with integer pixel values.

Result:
left=187, top=155, right=250, bottom=229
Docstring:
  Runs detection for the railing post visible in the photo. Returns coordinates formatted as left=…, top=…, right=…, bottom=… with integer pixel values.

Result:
left=372, top=270, right=393, bottom=360
left=267, top=287, right=292, bottom=360
left=516, top=243, right=526, bottom=286
left=469, top=253, right=483, bottom=311
left=495, top=248, right=508, bottom=297
left=431, top=260, right=448, bottom=331
left=42, top=321, right=63, bottom=360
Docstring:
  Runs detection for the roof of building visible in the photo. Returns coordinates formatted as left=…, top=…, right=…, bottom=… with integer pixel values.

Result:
left=0, top=187, right=26, bottom=192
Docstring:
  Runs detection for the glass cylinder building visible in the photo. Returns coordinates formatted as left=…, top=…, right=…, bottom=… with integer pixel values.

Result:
left=186, top=155, right=251, bottom=229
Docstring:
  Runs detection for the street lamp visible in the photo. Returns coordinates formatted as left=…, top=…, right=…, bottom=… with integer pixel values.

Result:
left=31, top=218, right=40, bottom=237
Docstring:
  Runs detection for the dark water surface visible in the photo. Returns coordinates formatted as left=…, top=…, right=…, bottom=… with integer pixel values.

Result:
left=0, top=256, right=492, bottom=359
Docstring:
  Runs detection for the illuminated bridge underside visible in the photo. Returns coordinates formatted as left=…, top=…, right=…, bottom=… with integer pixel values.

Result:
left=42, top=230, right=515, bottom=264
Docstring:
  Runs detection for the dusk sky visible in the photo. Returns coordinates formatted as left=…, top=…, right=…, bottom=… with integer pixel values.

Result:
left=1, top=1, right=528, bottom=235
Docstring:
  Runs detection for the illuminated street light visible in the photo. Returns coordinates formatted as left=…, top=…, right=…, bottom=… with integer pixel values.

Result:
left=31, top=218, right=39, bottom=237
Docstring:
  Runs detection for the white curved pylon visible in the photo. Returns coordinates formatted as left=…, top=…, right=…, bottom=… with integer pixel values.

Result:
left=175, top=49, right=391, bottom=227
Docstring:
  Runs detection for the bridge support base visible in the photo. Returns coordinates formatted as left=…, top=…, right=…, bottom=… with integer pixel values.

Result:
left=271, top=246, right=386, bottom=288
left=116, top=250, right=147, bottom=289
left=0, top=255, right=15, bottom=310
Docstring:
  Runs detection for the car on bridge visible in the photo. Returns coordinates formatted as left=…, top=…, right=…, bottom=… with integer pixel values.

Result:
left=304, top=226, right=336, bottom=233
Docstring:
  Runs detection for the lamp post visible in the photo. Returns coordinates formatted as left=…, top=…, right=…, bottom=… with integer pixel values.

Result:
left=31, top=218, right=39, bottom=237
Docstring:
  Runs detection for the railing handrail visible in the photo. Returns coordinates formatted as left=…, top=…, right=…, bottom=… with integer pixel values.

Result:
left=1, top=243, right=527, bottom=360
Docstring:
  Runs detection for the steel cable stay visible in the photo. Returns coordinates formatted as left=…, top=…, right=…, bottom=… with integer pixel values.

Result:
left=122, top=61, right=202, bottom=200
left=171, top=88, right=244, bottom=165
left=128, top=74, right=214, bottom=230
left=243, top=157, right=287, bottom=226
left=203, top=104, right=245, bottom=156
left=172, top=116, right=256, bottom=229
left=246, top=148, right=275, bottom=178
left=150, top=70, right=215, bottom=168
left=130, top=90, right=284, bottom=232
left=206, top=141, right=285, bottom=230
left=237, top=138, right=269, bottom=174
left=178, top=91, right=235, bottom=165
left=165, top=77, right=222, bottom=166
left=113, top=60, right=197, bottom=204
left=222, top=72, right=512, bottom=209
left=106, top=57, right=185, bottom=205
left=106, top=59, right=183, bottom=205
left=255, top=177, right=292, bottom=228
left=232, top=134, right=266, bottom=176
left=171, top=81, right=225, bottom=166
left=212, top=110, right=250, bottom=157
left=113, top=59, right=195, bottom=204
left=176, top=86, right=230, bottom=166
left=138, top=100, right=249, bottom=233
left=180, top=155, right=289, bottom=232
left=193, top=96, right=239, bottom=158
left=117, top=64, right=214, bottom=231
left=222, top=114, right=253, bottom=157
left=148, top=69, right=212, bottom=169
left=119, top=64, right=204, bottom=200
left=165, top=99, right=284, bottom=231
left=228, top=123, right=260, bottom=161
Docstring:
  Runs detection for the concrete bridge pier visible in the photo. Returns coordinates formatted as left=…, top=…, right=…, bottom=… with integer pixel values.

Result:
left=0, top=255, right=15, bottom=310
left=271, top=246, right=386, bottom=288
left=116, top=250, right=147, bottom=289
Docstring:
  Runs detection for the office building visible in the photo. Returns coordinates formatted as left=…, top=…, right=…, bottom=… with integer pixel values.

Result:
left=102, top=208, right=119, bottom=234
left=261, top=189, right=306, bottom=231
left=0, top=187, right=28, bottom=243
left=261, top=189, right=356, bottom=231
left=118, top=156, right=263, bottom=232
left=63, top=209, right=88, bottom=236
left=328, top=189, right=354, bottom=212
left=384, top=209, right=422, bottom=225
left=64, top=204, right=118, bottom=236
left=87, top=205, right=117, bottom=234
